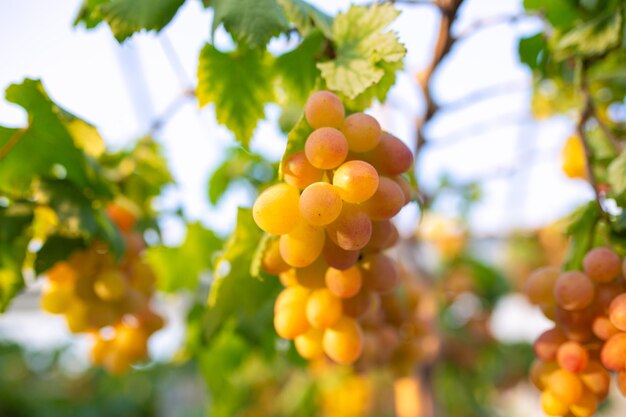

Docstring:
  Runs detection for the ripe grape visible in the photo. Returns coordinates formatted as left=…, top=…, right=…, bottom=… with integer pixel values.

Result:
left=534, top=328, right=567, bottom=361
left=540, top=390, right=569, bottom=416
left=299, top=182, right=343, bottom=226
left=275, top=286, right=310, bottom=314
left=306, top=288, right=343, bottom=329
left=561, top=135, right=586, bottom=180
left=106, top=203, right=135, bottom=233
left=553, top=271, right=595, bottom=311
left=261, top=237, right=290, bottom=275
left=530, top=360, right=558, bottom=390
left=341, top=113, right=381, bottom=152
left=115, top=324, right=149, bottom=360
left=282, top=151, right=323, bottom=189
left=595, top=281, right=625, bottom=313
left=360, top=253, right=399, bottom=294
left=600, top=332, right=626, bottom=371
left=294, top=257, right=327, bottom=289
left=524, top=266, right=560, bottom=306
left=363, top=220, right=395, bottom=253
left=274, top=294, right=310, bottom=339
left=557, top=341, right=589, bottom=372
left=294, top=328, right=325, bottom=360
left=279, top=220, right=325, bottom=267
left=553, top=306, right=595, bottom=342
left=323, top=317, right=364, bottom=364
left=93, top=269, right=126, bottom=301
left=362, top=132, right=413, bottom=176
left=609, top=293, right=626, bottom=331
left=322, top=238, right=359, bottom=270
left=41, top=283, right=73, bottom=314
left=579, top=361, right=610, bottom=398
left=546, top=368, right=583, bottom=405
left=253, top=183, right=301, bottom=235
left=342, top=289, right=373, bottom=319
left=332, top=160, right=379, bottom=203
left=46, top=261, right=77, bottom=284
left=325, top=265, right=362, bottom=298
left=304, top=90, right=344, bottom=129
left=305, top=127, right=348, bottom=170
left=592, top=315, right=620, bottom=341
left=393, top=175, right=413, bottom=205
left=569, top=388, right=598, bottom=417
left=362, top=177, right=405, bottom=220
left=326, top=204, right=372, bottom=251
left=583, top=247, right=621, bottom=283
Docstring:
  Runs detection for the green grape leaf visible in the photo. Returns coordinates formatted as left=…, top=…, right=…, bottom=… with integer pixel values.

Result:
left=523, top=0, right=579, bottom=30
left=556, top=9, right=622, bottom=58
left=205, top=208, right=281, bottom=340
left=0, top=203, right=34, bottom=311
left=563, top=202, right=598, bottom=270
left=210, top=0, right=289, bottom=49
left=73, top=0, right=109, bottom=28
left=518, top=33, right=547, bottom=70
left=276, top=0, right=333, bottom=38
left=146, top=222, right=222, bottom=293
left=197, top=45, right=275, bottom=147
left=278, top=114, right=313, bottom=179
left=34, top=236, right=85, bottom=275
left=341, top=60, right=403, bottom=112
left=317, top=4, right=405, bottom=99
left=1, top=79, right=112, bottom=198
left=208, top=147, right=275, bottom=205
left=274, top=30, right=325, bottom=103
left=96, top=0, right=185, bottom=42
left=608, top=150, right=626, bottom=195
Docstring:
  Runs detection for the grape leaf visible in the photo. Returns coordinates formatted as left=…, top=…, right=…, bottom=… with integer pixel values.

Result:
left=608, top=150, right=626, bottom=195
left=317, top=4, right=405, bottom=99
left=1, top=79, right=112, bottom=198
left=563, top=202, right=598, bottom=270
left=210, top=0, right=288, bottom=49
left=73, top=0, right=109, bottom=28
left=95, top=0, right=185, bottom=42
left=556, top=9, right=622, bottom=58
left=341, top=60, right=403, bottom=112
left=205, top=208, right=281, bottom=340
left=518, top=33, right=548, bottom=70
left=34, top=236, right=85, bottom=275
left=208, top=147, right=275, bottom=205
left=523, top=0, right=579, bottom=30
left=197, top=45, right=275, bottom=147
left=146, top=222, right=222, bottom=293
left=274, top=30, right=325, bottom=103
left=276, top=0, right=333, bottom=38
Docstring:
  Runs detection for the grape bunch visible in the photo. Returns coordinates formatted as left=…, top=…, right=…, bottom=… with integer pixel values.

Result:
left=41, top=204, right=164, bottom=374
left=254, top=90, right=413, bottom=365
left=525, top=247, right=626, bottom=416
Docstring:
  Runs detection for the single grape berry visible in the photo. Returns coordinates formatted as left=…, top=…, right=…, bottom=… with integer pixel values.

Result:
left=304, top=91, right=345, bottom=129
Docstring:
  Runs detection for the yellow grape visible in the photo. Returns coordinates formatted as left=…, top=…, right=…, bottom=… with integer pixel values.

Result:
left=360, top=253, right=399, bottom=294
left=90, top=335, right=111, bottom=365
left=362, top=132, right=413, bottom=176
left=64, top=302, right=91, bottom=333
left=86, top=302, right=120, bottom=328
left=253, top=183, right=300, bottom=235
left=534, top=328, right=567, bottom=362
left=304, top=90, right=345, bottom=129
left=306, top=288, right=342, bottom=329
left=282, top=151, right=323, bottom=189
left=294, top=328, right=325, bottom=360
left=600, top=332, right=626, bottom=371
left=362, top=177, right=405, bottom=220
left=561, top=135, right=586, bottom=179
left=570, top=389, right=598, bottom=417
left=261, top=237, right=291, bottom=275
left=524, top=266, right=560, bottom=306
left=592, top=315, right=620, bottom=341
left=41, top=283, right=73, bottom=314
left=540, top=390, right=569, bottom=416
left=341, top=113, right=381, bottom=152
left=115, top=324, right=149, bottom=360
left=294, top=256, right=327, bottom=289
left=342, top=289, right=372, bottom=319
left=609, top=293, right=626, bottom=331
left=557, top=341, right=589, bottom=373
left=299, top=182, right=343, bottom=226
left=332, top=160, right=379, bottom=204
left=323, top=316, right=364, bottom=365
left=583, top=247, right=621, bottom=283
left=393, top=175, right=413, bottom=205
left=326, top=204, right=372, bottom=251
left=46, top=261, right=78, bottom=284
left=279, top=220, right=325, bottom=267
left=322, top=238, right=359, bottom=270
left=325, top=265, right=362, bottom=298
left=547, top=369, right=583, bottom=405
left=93, top=269, right=126, bottom=301
left=279, top=269, right=299, bottom=287
left=579, top=361, right=610, bottom=399
left=304, top=127, right=348, bottom=170
left=275, top=286, right=310, bottom=314
left=529, top=360, right=558, bottom=390
left=363, top=220, right=395, bottom=253
left=274, top=287, right=310, bottom=339
left=553, top=271, right=595, bottom=311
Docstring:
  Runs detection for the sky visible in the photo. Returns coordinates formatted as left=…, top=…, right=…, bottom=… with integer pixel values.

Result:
left=0, top=0, right=608, bottom=414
